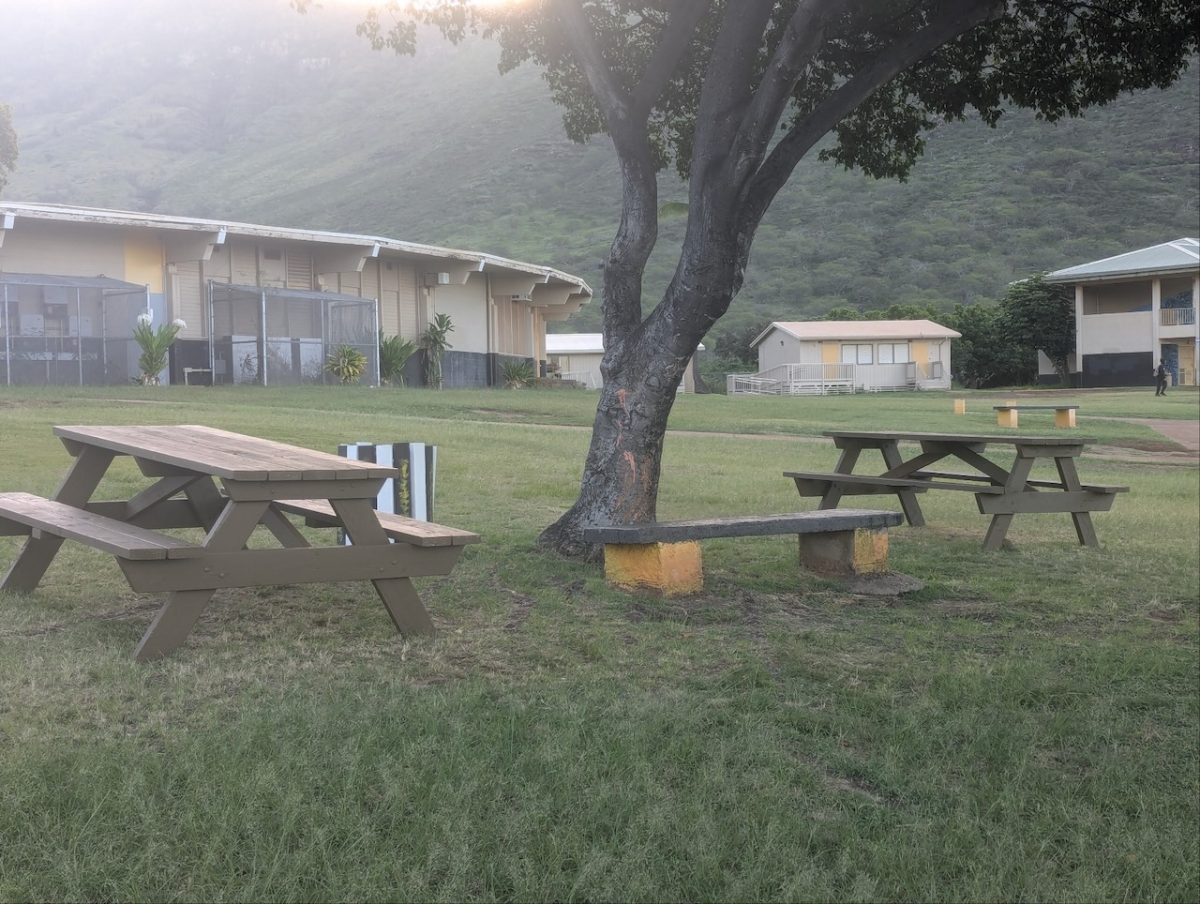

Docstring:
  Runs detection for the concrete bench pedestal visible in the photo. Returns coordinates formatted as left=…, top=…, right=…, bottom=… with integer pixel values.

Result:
left=584, top=511, right=902, bottom=597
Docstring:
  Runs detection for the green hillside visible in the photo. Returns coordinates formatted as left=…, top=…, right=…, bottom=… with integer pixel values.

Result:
left=1, top=0, right=1197, bottom=336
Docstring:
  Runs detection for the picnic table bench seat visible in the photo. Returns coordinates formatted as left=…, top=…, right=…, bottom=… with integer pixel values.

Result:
left=908, top=470, right=1128, bottom=495
left=0, top=491, right=200, bottom=560
left=785, top=470, right=1006, bottom=494
left=582, top=509, right=903, bottom=597
left=272, top=499, right=480, bottom=547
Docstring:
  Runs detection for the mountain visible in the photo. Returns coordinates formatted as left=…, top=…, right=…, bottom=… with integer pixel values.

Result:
left=2, top=0, right=1197, bottom=336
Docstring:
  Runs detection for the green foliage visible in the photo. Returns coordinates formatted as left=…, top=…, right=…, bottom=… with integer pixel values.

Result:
left=131, top=317, right=182, bottom=386
left=0, top=102, right=15, bottom=195
left=420, top=313, right=454, bottom=390
left=324, top=345, right=368, bottom=385
left=501, top=358, right=535, bottom=389
left=709, top=320, right=770, bottom=368
left=378, top=332, right=417, bottom=387
left=1001, top=272, right=1076, bottom=385
left=942, top=303, right=1036, bottom=389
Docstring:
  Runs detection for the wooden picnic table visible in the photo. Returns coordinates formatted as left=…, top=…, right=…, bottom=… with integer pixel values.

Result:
left=0, top=425, right=478, bottom=660
left=785, top=430, right=1127, bottom=551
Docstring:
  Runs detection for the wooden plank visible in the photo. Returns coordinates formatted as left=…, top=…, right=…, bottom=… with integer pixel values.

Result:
left=54, top=425, right=398, bottom=482
left=786, top=471, right=1001, bottom=493
left=273, top=499, right=481, bottom=547
left=975, top=490, right=1120, bottom=515
left=0, top=492, right=198, bottom=560
left=911, top=471, right=1128, bottom=492
left=581, top=510, right=902, bottom=544
left=0, top=515, right=30, bottom=537
left=84, top=500, right=205, bottom=529
left=824, top=430, right=1094, bottom=446
left=222, top=478, right=386, bottom=502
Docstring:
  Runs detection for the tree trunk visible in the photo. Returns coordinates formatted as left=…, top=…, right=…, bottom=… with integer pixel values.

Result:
left=537, top=321, right=695, bottom=559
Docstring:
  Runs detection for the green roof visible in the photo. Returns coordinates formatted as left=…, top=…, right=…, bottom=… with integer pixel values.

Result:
left=1046, top=238, right=1199, bottom=283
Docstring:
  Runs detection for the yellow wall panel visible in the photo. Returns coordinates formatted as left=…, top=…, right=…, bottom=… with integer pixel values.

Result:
left=820, top=341, right=839, bottom=364
left=123, top=236, right=163, bottom=292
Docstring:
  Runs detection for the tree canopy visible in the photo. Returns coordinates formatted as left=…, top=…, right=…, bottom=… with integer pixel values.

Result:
left=348, top=0, right=1198, bottom=554
left=1001, top=271, right=1075, bottom=385
left=0, top=104, right=17, bottom=195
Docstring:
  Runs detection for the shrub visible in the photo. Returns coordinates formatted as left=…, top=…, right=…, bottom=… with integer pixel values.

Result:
left=501, top=359, right=535, bottom=388
left=379, top=332, right=417, bottom=386
left=325, top=345, right=369, bottom=384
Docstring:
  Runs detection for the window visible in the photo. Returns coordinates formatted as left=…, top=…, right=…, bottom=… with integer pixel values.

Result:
left=878, top=342, right=909, bottom=364
left=841, top=343, right=873, bottom=364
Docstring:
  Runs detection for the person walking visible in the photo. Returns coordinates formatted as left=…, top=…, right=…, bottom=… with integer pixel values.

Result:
left=1154, top=360, right=1169, bottom=396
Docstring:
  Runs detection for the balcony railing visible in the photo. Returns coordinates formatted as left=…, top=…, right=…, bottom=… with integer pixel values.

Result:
left=1161, top=307, right=1196, bottom=327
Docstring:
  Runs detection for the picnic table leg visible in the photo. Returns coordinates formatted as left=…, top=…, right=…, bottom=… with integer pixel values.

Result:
left=981, top=456, right=1036, bottom=551
left=819, top=445, right=862, bottom=509
left=879, top=442, right=926, bottom=527
left=1054, top=457, right=1100, bottom=547
left=332, top=499, right=435, bottom=636
left=1, top=446, right=114, bottom=593
left=133, top=500, right=269, bottom=662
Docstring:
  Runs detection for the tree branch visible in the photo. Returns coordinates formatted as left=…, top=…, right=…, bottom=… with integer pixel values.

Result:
left=730, top=0, right=853, bottom=186
left=551, top=0, right=631, bottom=130
left=738, top=0, right=1005, bottom=235
left=630, top=0, right=712, bottom=116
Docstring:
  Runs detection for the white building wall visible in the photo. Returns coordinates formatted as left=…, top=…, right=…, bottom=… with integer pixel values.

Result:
left=1081, top=312, right=1153, bottom=355
left=757, top=330, right=805, bottom=371
left=431, top=276, right=488, bottom=355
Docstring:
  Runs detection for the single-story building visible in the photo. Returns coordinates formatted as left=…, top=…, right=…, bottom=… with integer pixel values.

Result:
left=0, top=202, right=592, bottom=387
left=735, top=319, right=958, bottom=394
left=1041, top=237, right=1199, bottom=387
left=545, top=332, right=704, bottom=391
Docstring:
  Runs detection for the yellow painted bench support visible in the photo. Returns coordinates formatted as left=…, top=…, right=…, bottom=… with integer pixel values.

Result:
left=954, top=398, right=966, bottom=415
left=799, top=527, right=890, bottom=578
left=603, top=541, right=703, bottom=596
left=1055, top=408, right=1077, bottom=429
left=996, top=407, right=1020, bottom=428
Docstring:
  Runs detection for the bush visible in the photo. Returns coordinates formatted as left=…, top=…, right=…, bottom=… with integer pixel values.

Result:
left=325, top=345, right=369, bottom=385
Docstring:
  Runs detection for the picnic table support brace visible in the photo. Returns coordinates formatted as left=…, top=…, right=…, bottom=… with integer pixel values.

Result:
left=133, top=500, right=269, bottom=662
left=880, top=442, right=926, bottom=526
left=1055, top=456, right=1099, bottom=547
left=1, top=446, right=114, bottom=593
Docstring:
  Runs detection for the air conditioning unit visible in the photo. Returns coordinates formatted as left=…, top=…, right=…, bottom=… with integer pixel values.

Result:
left=424, top=272, right=451, bottom=287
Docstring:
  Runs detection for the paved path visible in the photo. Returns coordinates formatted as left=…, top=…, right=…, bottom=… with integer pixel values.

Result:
left=1088, top=416, right=1200, bottom=455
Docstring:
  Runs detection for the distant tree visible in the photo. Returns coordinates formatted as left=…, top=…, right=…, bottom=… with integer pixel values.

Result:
left=0, top=104, right=17, bottom=195
left=1001, top=272, right=1075, bottom=386
left=353, top=0, right=1197, bottom=556
left=824, top=306, right=863, bottom=321
left=710, top=320, right=770, bottom=367
left=942, top=302, right=1035, bottom=388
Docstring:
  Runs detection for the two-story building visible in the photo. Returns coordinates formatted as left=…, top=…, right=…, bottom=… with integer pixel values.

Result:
left=1041, top=238, right=1199, bottom=387
left=0, top=202, right=592, bottom=387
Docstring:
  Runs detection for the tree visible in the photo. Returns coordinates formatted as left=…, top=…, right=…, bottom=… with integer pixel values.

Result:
left=942, top=302, right=1035, bottom=388
left=1000, top=271, right=1075, bottom=385
left=0, top=104, right=17, bottom=196
left=356, top=0, right=1197, bottom=557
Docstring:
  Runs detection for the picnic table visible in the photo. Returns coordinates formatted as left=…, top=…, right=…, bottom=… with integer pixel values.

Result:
left=785, top=430, right=1127, bottom=551
left=0, top=425, right=478, bottom=660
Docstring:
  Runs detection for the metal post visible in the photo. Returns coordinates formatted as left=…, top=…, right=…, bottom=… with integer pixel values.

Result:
left=76, top=287, right=83, bottom=386
left=373, top=297, right=380, bottom=387
left=260, top=289, right=268, bottom=387
left=208, top=281, right=215, bottom=385
left=2, top=283, right=9, bottom=386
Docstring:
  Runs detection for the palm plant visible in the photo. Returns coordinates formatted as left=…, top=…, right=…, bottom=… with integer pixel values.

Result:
left=420, top=313, right=454, bottom=389
left=132, top=313, right=185, bottom=385
left=378, top=332, right=417, bottom=386
left=325, top=345, right=369, bottom=385
left=501, top=358, right=535, bottom=388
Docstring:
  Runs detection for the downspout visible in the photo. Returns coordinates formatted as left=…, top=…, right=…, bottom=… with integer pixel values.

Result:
left=260, top=289, right=268, bottom=387
left=208, top=280, right=215, bottom=384
left=484, top=271, right=493, bottom=386
left=76, top=287, right=83, bottom=386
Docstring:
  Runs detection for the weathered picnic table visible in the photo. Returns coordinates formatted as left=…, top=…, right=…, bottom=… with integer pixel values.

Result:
left=786, top=430, right=1127, bottom=551
left=0, top=425, right=478, bottom=660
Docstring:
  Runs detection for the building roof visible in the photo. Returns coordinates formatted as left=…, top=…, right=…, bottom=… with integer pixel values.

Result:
left=752, top=319, right=960, bottom=347
left=546, top=332, right=705, bottom=355
left=1045, top=238, right=1199, bottom=284
left=0, top=201, right=592, bottom=300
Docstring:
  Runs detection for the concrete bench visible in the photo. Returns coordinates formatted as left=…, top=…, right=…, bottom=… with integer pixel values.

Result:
left=581, top=510, right=903, bottom=597
left=0, top=491, right=200, bottom=560
left=272, top=498, right=480, bottom=548
left=993, top=404, right=1078, bottom=429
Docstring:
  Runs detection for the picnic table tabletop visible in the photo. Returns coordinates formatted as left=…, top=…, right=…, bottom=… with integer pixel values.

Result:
left=54, top=425, right=398, bottom=482
left=821, top=430, right=1096, bottom=446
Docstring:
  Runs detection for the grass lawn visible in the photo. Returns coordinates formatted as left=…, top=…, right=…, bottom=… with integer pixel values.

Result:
left=0, top=386, right=1196, bottom=902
